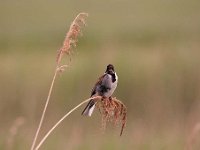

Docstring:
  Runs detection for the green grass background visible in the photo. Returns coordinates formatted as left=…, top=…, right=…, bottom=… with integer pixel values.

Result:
left=1, top=0, right=200, bottom=149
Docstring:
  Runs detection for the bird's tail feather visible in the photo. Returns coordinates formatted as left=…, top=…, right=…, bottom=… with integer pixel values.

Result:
left=81, top=99, right=96, bottom=116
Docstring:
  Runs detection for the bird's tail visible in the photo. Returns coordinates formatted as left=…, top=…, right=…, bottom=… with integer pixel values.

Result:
left=81, top=99, right=96, bottom=116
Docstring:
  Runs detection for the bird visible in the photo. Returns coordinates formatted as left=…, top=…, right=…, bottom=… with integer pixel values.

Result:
left=81, top=64, right=118, bottom=116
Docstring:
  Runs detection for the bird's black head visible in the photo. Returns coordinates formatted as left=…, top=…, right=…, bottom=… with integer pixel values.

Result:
left=105, top=64, right=115, bottom=75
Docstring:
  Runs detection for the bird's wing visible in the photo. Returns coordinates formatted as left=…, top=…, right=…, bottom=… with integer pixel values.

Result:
left=90, top=74, right=106, bottom=97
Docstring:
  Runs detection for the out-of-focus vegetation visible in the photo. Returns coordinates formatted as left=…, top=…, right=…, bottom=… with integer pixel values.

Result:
left=1, top=0, right=200, bottom=149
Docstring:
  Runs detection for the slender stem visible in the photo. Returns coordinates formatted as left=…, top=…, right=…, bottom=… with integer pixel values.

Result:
left=34, top=96, right=100, bottom=150
left=31, top=68, right=58, bottom=150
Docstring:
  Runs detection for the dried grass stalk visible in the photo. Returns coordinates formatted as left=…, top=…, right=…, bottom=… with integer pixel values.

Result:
left=31, top=12, right=88, bottom=150
left=34, top=96, right=101, bottom=150
left=56, top=13, right=88, bottom=65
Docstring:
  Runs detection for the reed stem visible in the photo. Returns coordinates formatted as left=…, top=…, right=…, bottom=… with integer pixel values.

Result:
left=34, top=96, right=100, bottom=150
left=31, top=67, right=58, bottom=150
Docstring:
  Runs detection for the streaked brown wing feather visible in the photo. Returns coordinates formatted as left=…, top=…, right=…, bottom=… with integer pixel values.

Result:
left=91, top=74, right=106, bottom=97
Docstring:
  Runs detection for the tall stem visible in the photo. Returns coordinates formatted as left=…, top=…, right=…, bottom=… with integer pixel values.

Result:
left=35, top=96, right=100, bottom=150
left=31, top=67, right=58, bottom=150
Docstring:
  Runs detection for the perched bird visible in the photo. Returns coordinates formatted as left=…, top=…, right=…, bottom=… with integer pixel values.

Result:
left=82, top=64, right=118, bottom=116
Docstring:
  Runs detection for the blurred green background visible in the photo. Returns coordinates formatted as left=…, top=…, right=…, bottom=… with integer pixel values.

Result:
left=1, top=0, right=200, bottom=149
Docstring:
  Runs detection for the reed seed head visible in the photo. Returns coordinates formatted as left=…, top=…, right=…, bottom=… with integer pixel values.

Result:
left=56, top=13, right=88, bottom=65
left=95, top=97, right=127, bottom=136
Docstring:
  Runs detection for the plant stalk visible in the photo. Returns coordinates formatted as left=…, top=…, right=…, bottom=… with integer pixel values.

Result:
left=34, top=96, right=100, bottom=150
left=31, top=67, right=58, bottom=150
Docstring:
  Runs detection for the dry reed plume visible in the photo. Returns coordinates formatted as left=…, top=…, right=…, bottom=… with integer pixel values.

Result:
left=96, top=97, right=127, bottom=136
left=31, top=12, right=88, bottom=150
left=56, top=13, right=88, bottom=65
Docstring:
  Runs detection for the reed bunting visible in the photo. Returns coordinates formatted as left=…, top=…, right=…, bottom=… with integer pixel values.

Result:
left=82, top=64, right=118, bottom=116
